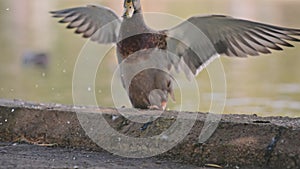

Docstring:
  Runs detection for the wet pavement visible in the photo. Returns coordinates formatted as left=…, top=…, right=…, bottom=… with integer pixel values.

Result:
left=0, top=142, right=208, bottom=169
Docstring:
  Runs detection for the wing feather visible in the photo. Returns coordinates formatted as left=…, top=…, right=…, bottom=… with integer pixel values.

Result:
left=166, top=15, right=300, bottom=75
left=51, top=5, right=121, bottom=43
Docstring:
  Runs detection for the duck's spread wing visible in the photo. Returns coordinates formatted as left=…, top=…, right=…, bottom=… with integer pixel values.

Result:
left=50, top=5, right=121, bottom=43
left=166, top=15, right=300, bottom=75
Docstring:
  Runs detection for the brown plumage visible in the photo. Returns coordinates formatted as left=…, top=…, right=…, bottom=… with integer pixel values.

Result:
left=51, top=0, right=300, bottom=110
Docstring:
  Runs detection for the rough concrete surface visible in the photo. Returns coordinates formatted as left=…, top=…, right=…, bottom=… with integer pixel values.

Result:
left=0, top=142, right=207, bottom=169
left=0, top=99, right=299, bottom=169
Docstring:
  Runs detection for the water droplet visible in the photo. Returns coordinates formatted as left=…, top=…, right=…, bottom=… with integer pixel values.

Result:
left=42, top=72, right=46, bottom=77
left=62, top=69, right=66, bottom=73
left=10, top=89, right=14, bottom=92
left=72, top=156, right=76, bottom=160
left=5, top=8, right=9, bottom=11
left=73, top=165, right=79, bottom=169
left=118, top=137, right=121, bottom=142
left=112, top=115, right=119, bottom=121
left=11, top=109, right=14, bottom=112
left=161, top=134, right=168, bottom=140
left=35, top=84, right=39, bottom=88
left=67, top=121, right=70, bottom=124
left=4, top=119, right=7, bottom=122
left=87, top=87, right=92, bottom=92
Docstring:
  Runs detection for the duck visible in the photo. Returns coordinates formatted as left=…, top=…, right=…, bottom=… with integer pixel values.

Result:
left=51, top=0, right=300, bottom=110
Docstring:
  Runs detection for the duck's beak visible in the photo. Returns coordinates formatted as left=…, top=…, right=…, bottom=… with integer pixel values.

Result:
left=124, top=0, right=134, bottom=18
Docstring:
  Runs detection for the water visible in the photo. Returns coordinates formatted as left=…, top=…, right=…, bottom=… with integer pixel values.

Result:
left=0, top=0, right=300, bottom=117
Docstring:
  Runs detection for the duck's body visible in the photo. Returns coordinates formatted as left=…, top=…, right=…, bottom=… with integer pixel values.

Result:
left=51, top=0, right=300, bottom=110
left=117, top=13, right=171, bottom=109
left=117, top=14, right=167, bottom=61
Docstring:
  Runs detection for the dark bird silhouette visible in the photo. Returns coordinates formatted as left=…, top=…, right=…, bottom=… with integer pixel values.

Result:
left=22, top=51, right=49, bottom=68
left=51, top=0, right=300, bottom=110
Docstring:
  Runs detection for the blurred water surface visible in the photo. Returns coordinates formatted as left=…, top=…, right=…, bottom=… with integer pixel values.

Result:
left=0, top=0, right=300, bottom=117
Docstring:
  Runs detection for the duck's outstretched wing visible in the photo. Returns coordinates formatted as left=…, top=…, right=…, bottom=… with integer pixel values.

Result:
left=50, top=5, right=121, bottom=44
left=166, top=15, right=300, bottom=75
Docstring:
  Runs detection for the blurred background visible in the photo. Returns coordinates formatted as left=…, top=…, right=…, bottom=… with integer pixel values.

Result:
left=0, top=0, right=300, bottom=117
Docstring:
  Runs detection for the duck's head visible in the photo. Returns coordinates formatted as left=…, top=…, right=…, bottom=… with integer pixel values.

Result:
left=123, top=0, right=141, bottom=18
